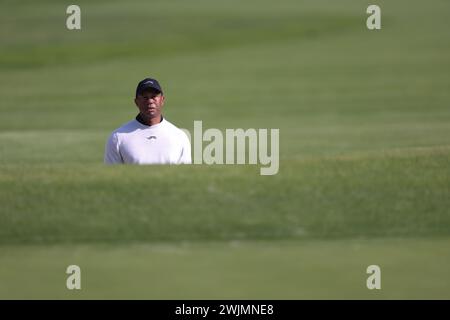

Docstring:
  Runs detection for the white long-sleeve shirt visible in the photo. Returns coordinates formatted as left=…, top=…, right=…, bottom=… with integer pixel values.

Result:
left=104, top=117, right=191, bottom=165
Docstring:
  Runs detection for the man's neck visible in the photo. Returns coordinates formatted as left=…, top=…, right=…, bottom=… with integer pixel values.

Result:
left=136, top=113, right=163, bottom=126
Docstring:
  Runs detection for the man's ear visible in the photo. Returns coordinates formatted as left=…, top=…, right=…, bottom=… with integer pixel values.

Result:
left=134, top=98, right=138, bottom=107
left=160, top=95, right=165, bottom=105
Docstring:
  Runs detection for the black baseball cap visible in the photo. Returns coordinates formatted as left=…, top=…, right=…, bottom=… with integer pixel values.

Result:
left=135, top=78, right=163, bottom=97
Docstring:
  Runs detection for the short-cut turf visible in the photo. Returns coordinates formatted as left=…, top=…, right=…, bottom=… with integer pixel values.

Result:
left=0, top=0, right=449, bottom=298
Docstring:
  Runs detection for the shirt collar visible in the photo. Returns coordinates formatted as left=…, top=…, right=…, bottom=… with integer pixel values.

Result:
left=135, top=114, right=164, bottom=127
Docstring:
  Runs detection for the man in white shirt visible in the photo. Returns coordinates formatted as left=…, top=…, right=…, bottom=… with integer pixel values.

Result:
left=104, top=78, right=192, bottom=164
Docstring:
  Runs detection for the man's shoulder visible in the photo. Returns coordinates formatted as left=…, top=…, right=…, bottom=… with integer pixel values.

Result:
left=163, top=118, right=180, bottom=131
left=111, top=119, right=141, bottom=136
left=163, top=119, right=190, bottom=139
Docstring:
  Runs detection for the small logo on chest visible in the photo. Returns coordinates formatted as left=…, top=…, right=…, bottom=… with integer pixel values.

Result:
left=146, top=135, right=157, bottom=140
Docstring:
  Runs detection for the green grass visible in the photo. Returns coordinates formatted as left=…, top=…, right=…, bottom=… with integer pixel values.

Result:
left=1, top=238, right=450, bottom=299
left=0, top=0, right=449, bottom=299
left=1, top=148, right=449, bottom=244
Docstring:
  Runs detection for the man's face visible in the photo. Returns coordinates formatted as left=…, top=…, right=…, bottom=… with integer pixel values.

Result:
left=134, top=88, right=165, bottom=118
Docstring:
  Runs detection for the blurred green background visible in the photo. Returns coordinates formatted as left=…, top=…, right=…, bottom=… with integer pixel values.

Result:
left=0, top=0, right=449, bottom=299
